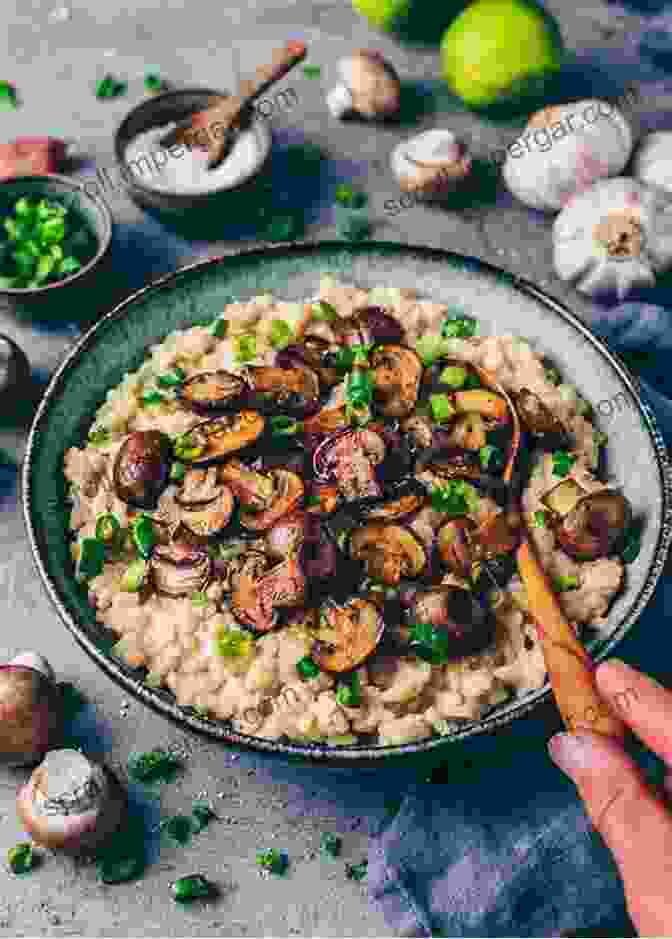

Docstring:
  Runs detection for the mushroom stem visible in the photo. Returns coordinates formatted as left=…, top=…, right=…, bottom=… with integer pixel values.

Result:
left=9, top=652, right=55, bottom=683
left=326, top=84, right=354, bottom=119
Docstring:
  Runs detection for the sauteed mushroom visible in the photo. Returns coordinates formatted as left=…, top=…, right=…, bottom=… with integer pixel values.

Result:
left=350, top=523, right=427, bottom=586
left=276, top=337, right=341, bottom=388
left=410, top=586, right=494, bottom=658
left=314, top=429, right=386, bottom=501
left=557, top=490, right=632, bottom=561
left=220, top=458, right=276, bottom=512
left=370, top=345, right=422, bottom=419
left=352, top=306, right=404, bottom=346
left=150, top=542, right=211, bottom=596
left=231, top=554, right=305, bottom=632
left=516, top=389, right=570, bottom=448
left=179, top=371, right=246, bottom=413
left=365, top=481, right=426, bottom=523
left=246, top=365, right=320, bottom=417
left=180, top=411, right=265, bottom=464
left=437, top=517, right=478, bottom=579
left=240, top=469, right=304, bottom=532
left=113, top=430, right=172, bottom=510
left=311, top=597, right=384, bottom=673
left=174, top=468, right=220, bottom=506
left=179, top=488, right=234, bottom=540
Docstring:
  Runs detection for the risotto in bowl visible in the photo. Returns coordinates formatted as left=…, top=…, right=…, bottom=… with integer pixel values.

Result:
left=59, top=267, right=660, bottom=750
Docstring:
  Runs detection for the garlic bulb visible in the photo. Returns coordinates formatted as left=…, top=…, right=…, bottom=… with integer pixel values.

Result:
left=633, top=132, right=672, bottom=195
left=390, top=129, right=472, bottom=200
left=553, top=178, right=672, bottom=299
left=503, top=100, right=633, bottom=212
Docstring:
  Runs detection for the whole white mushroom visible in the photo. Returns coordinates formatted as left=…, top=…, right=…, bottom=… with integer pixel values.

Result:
left=553, top=177, right=672, bottom=299
left=633, top=131, right=672, bottom=196
left=503, top=100, right=634, bottom=212
left=327, top=50, right=401, bottom=121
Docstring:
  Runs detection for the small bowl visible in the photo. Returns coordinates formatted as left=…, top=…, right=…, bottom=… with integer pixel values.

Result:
left=0, top=175, right=113, bottom=324
left=113, top=87, right=272, bottom=215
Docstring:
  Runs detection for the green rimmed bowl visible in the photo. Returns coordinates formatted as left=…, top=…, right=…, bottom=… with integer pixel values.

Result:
left=22, top=242, right=672, bottom=768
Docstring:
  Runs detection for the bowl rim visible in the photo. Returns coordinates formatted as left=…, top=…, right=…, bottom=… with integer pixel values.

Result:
left=112, top=85, right=273, bottom=201
left=21, top=241, right=672, bottom=763
left=0, top=173, right=113, bottom=295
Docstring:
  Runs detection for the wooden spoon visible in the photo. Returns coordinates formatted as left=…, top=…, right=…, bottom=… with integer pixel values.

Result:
left=166, top=40, right=306, bottom=169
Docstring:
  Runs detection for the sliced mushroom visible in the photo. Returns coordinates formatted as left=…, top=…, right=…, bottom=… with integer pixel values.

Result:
left=352, top=306, right=404, bottom=345
left=452, top=389, right=509, bottom=421
left=174, top=467, right=221, bottom=507
left=557, top=490, right=632, bottom=561
left=311, top=597, right=384, bottom=673
left=179, top=371, right=246, bottom=413
left=113, top=430, right=172, bottom=510
left=186, top=411, right=265, bottom=464
left=516, top=389, right=570, bottom=448
left=150, top=542, right=211, bottom=597
left=365, top=483, right=426, bottom=522
left=180, top=487, right=235, bottom=540
left=476, top=511, right=521, bottom=560
left=410, top=586, right=494, bottom=658
left=446, top=413, right=487, bottom=450
left=246, top=365, right=320, bottom=417
left=370, top=345, right=422, bottom=419
left=438, top=517, right=478, bottom=579
left=265, top=510, right=307, bottom=559
left=350, top=523, right=426, bottom=586
left=314, top=429, right=386, bottom=501
left=231, top=554, right=305, bottom=632
left=240, top=469, right=304, bottom=532
left=303, top=405, right=349, bottom=437
left=415, top=446, right=482, bottom=481
left=276, top=337, right=341, bottom=387
left=219, top=458, right=276, bottom=512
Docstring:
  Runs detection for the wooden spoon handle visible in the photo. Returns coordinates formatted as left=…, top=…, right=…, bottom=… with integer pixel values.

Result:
left=236, top=40, right=306, bottom=104
left=517, top=538, right=626, bottom=740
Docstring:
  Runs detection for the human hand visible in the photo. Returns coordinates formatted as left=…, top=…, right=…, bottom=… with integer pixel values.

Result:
left=549, top=659, right=672, bottom=937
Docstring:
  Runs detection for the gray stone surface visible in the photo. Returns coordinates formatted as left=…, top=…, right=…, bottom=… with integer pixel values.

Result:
left=0, top=0, right=668, bottom=934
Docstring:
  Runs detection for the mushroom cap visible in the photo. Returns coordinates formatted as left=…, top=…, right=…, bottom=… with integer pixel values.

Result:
left=337, top=49, right=401, bottom=119
left=0, top=664, right=61, bottom=767
left=17, top=749, right=126, bottom=853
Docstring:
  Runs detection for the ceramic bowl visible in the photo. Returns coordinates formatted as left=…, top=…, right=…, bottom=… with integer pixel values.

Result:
left=113, top=87, right=272, bottom=214
left=22, top=242, right=672, bottom=769
left=0, top=175, right=113, bottom=324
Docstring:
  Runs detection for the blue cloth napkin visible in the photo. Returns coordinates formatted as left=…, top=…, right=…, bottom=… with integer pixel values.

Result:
left=365, top=302, right=672, bottom=938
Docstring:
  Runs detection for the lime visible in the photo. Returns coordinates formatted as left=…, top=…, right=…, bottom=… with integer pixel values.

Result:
left=353, top=0, right=466, bottom=44
left=440, top=0, right=563, bottom=112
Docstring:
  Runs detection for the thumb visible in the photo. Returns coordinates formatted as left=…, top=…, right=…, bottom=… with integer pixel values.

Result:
left=549, top=732, right=672, bottom=935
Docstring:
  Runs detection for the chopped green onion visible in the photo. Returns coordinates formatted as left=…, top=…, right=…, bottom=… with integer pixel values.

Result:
left=95, top=73, right=127, bottom=99
left=95, top=512, right=120, bottom=544
left=345, top=859, right=368, bottom=881
left=234, top=333, right=257, bottom=364
left=141, top=390, right=165, bottom=407
left=312, top=300, right=338, bottom=322
left=256, top=848, right=288, bottom=875
left=161, top=814, right=193, bottom=845
left=98, top=851, right=145, bottom=885
left=296, top=656, right=320, bottom=680
left=157, top=366, right=186, bottom=387
left=320, top=832, right=342, bottom=858
left=304, top=493, right=322, bottom=508
left=269, top=318, right=293, bottom=349
left=337, top=211, right=371, bottom=242
left=552, top=450, right=577, bottom=478
left=88, top=426, right=111, bottom=447
left=270, top=415, right=304, bottom=436
left=415, top=335, right=445, bottom=367
left=335, top=183, right=355, bottom=206
left=302, top=64, right=322, bottom=78
left=441, top=315, right=477, bottom=339
left=130, top=515, right=156, bottom=559
left=439, top=365, right=467, bottom=389
left=215, top=626, right=254, bottom=659
left=76, top=537, right=106, bottom=582
left=8, top=843, right=35, bottom=875
left=544, top=366, right=561, bottom=385
left=121, top=558, right=148, bottom=592
left=170, top=461, right=186, bottom=482
left=533, top=509, right=548, bottom=528
left=210, top=317, right=229, bottom=338
left=479, top=444, right=504, bottom=472
left=345, top=369, right=374, bottom=408
left=333, top=346, right=355, bottom=370
left=429, top=393, right=456, bottom=424
left=172, top=874, right=217, bottom=903
left=409, top=622, right=453, bottom=665
left=144, top=72, right=165, bottom=93
left=127, top=748, right=181, bottom=783
left=191, top=591, right=209, bottom=608
left=335, top=672, right=361, bottom=708
left=595, top=431, right=609, bottom=446
left=554, top=575, right=579, bottom=592
left=431, top=480, right=480, bottom=516
left=173, top=432, right=205, bottom=462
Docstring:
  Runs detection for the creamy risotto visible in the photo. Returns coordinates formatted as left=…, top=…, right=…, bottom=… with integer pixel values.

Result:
left=63, top=275, right=632, bottom=747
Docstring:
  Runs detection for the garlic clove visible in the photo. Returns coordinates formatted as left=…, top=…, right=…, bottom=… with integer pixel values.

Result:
left=17, top=749, right=126, bottom=854
left=9, top=652, right=55, bottom=683
left=326, top=83, right=354, bottom=119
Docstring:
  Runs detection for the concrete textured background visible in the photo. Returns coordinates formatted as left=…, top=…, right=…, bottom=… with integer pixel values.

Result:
left=0, top=0, right=670, bottom=934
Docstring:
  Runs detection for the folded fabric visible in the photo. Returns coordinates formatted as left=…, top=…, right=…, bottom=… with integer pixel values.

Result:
left=368, top=301, right=672, bottom=938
